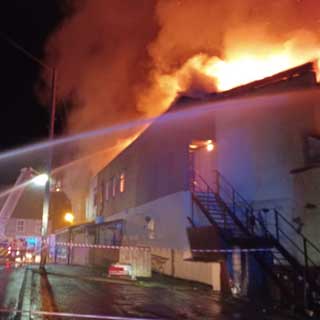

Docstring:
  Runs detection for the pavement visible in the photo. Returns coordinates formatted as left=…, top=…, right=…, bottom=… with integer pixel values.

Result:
left=0, top=265, right=28, bottom=319
left=0, top=264, right=312, bottom=319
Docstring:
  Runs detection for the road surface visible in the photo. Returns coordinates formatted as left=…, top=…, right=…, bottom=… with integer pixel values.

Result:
left=0, top=265, right=27, bottom=319
left=31, top=265, right=298, bottom=319
left=0, top=264, right=307, bottom=319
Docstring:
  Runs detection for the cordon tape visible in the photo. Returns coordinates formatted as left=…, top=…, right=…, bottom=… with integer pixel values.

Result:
left=55, top=242, right=272, bottom=253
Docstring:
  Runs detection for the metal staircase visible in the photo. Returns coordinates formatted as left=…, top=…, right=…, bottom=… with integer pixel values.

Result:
left=189, top=169, right=320, bottom=312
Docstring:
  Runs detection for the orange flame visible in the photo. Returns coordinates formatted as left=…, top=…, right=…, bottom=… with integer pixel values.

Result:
left=187, top=53, right=320, bottom=92
left=145, top=46, right=320, bottom=117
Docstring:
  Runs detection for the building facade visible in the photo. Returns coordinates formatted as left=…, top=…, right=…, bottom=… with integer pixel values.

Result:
left=2, top=181, right=72, bottom=251
left=85, top=62, right=320, bottom=299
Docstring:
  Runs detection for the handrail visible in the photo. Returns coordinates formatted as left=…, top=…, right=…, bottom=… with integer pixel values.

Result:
left=275, top=209, right=320, bottom=256
left=190, top=168, right=320, bottom=307
left=278, top=228, right=306, bottom=256
left=191, top=169, right=263, bottom=237
left=190, top=168, right=320, bottom=268
left=192, top=171, right=250, bottom=212
left=255, top=208, right=319, bottom=267
left=192, top=171, right=215, bottom=194
left=212, top=169, right=252, bottom=209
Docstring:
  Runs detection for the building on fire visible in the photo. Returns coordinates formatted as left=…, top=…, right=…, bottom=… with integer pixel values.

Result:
left=82, top=61, right=320, bottom=306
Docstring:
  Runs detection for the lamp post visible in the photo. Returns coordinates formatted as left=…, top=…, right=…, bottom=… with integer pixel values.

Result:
left=40, top=68, right=56, bottom=270
left=0, top=32, right=57, bottom=270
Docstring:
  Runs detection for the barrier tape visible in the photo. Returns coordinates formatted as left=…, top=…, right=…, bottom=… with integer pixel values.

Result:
left=55, top=242, right=271, bottom=254
left=0, top=308, right=163, bottom=319
left=56, top=242, right=151, bottom=251
left=191, top=248, right=272, bottom=253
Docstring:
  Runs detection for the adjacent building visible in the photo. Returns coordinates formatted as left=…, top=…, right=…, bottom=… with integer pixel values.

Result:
left=0, top=170, right=72, bottom=250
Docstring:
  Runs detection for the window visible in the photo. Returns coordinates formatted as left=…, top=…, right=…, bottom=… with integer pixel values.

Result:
left=35, top=221, right=42, bottom=234
left=105, top=181, right=110, bottom=201
left=98, top=221, right=124, bottom=245
left=16, top=220, right=25, bottom=233
left=112, top=177, right=116, bottom=197
left=145, top=216, right=155, bottom=240
left=93, top=186, right=98, bottom=207
left=98, top=182, right=104, bottom=205
left=120, top=172, right=125, bottom=193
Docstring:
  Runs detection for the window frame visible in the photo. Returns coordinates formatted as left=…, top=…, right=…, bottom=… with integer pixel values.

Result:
left=16, top=219, right=25, bottom=233
left=105, top=180, right=110, bottom=201
left=112, top=176, right=117, bottom=198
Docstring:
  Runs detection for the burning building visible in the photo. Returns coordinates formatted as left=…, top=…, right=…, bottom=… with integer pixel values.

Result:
left=83, top=61, right=320, bottom=308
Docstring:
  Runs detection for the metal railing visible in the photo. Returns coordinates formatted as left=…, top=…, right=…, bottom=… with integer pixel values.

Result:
left=190, top=169, right=320, bottom=267
left=190, top=169, right=267, bottom=237
left=262, top=209, right=320, bottom=267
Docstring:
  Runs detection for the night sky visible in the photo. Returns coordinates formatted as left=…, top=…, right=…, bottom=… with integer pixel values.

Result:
left=0, top=1, right=65, bottom=184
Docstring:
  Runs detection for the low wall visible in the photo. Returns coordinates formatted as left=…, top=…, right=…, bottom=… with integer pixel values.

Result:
left=119, top=248, right=151, bottom=277
left=53, top=225, right=221, bottom=287
left=151, top=247, right=221, bottom=291
left=54, top=243, right=150, bottom=277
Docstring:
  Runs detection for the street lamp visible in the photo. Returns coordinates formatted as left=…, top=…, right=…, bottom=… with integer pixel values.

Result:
left=206, top=141, right=214, bottom=152
left=32, top=173, right=49, bottom=187
left=0, top=32, right=57, bottom=270
left=64, top=212, right=74, bottom=224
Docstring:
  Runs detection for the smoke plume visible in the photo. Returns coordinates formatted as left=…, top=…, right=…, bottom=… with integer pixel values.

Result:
left=40, top=0, right=320, bottom=219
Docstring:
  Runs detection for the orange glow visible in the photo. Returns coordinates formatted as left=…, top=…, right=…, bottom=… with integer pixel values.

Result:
left=120, top=172, right=125, bottom=193
left=189, top=144, right=197, bottom=149
left=149, top=47, right=320, bottom=119
left=316, top=59, right=320, bottom=83
left=64, top=212, right=74, bottom=223
left=182, top=53, right=320, bottom=92
left=206, top=143, right=214, bottom=152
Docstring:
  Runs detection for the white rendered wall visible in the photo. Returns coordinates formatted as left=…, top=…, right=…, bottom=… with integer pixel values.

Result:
left=214, top=94, right=315, bottom=214
left=103, top=190, right=221, bottom=289
left=105, top=191, right=192, bottom=249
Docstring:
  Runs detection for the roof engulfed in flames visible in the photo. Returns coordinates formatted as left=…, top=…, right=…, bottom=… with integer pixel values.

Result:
left=146, top=51, right=320, bottom=117
left=188, top=54, right=320, bottom=92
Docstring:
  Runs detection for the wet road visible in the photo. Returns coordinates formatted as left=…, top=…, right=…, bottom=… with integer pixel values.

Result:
left=0, top=265, right=26, bottom=319
left=32, top=265, right=297, bottom=320
left=0, top=265, right=305, bottom=319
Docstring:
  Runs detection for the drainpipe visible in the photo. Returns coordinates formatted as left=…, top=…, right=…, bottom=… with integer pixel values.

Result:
left=171, top=249, right=175, bottom=277
left=231, top=246, right=242, bottom=295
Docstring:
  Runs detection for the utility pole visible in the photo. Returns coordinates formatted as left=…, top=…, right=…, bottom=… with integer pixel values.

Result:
left=0, top=32, right=57, bottom=270
left=40, top=68, right=57, bottom=269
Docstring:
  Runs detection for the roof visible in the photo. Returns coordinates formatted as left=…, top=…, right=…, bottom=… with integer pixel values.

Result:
left=11, top=185, right=44, bottom=220
left=173, top=61, right=319, bottom=110
left=6, top=185, right=71, bottom=225
left=96, top=61, right=320, bottom=178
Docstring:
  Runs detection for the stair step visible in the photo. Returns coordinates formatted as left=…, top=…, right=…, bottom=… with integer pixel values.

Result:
left=207, top=209, right=223, bottom=213
left=215, top=222, right=237, bottom=227
left=198, top=198, right=218, bottom=202
left=213, top=221, right=234, bottom=224
left=214, top=221, right=236, bottom=226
